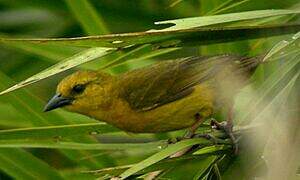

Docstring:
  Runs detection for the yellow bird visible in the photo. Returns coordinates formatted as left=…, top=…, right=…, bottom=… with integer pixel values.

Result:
left=44, top=55, right=261, bottom=139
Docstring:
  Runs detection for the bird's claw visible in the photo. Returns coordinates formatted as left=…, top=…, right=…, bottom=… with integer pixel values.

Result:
left=167, top=132, right=197, bottom=144
left=194, top=133, right=219, bottom=144
left=167, top=137, right=185, bottom=144
left=210, top=119, right=228, bottom=130
left=210, top=119, right=239, bottom=154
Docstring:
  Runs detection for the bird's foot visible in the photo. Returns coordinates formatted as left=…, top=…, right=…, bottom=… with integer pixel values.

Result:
left=194, top=133, right=220, bottom=144
left=167, top=136, right=185, bottom=144
left=168, top=116, right=205, bottom=144
left=168, top=132, right=226, bottom=145
left=167, top=130, right=202, bottom=144
left=167, top=132, right=197, bottom=144
left=210, top=119, right=238, bottom=154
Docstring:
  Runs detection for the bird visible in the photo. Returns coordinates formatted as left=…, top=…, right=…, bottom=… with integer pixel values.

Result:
left=44, top=54, right=261, bottom=141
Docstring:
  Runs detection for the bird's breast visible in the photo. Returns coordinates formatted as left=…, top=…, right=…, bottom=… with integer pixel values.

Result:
left=90, top=83, right=215, bottom=133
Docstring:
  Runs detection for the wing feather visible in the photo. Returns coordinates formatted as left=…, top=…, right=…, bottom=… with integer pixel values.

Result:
left=118, top=55, right=244, bottom=111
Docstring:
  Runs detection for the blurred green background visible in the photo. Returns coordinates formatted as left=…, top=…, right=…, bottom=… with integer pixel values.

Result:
left=0, top=0, right=299, bottom=179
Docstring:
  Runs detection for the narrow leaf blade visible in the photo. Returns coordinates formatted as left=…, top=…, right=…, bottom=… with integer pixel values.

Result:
left=0, top=47, right=115, bottom=96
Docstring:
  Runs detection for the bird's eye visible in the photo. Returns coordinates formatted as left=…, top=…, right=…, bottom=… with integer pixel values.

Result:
left=72, top=84, right=85, bottom=94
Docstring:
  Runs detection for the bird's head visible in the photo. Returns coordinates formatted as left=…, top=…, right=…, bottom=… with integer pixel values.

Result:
left=44, top=70, right=114, bottom=113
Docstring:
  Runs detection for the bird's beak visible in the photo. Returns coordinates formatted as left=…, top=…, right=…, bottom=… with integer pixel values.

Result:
left=44, top=93, right=73, bottom=112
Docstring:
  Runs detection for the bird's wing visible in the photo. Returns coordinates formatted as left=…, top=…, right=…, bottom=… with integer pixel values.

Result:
left=118, top=55, right=235, bottom=112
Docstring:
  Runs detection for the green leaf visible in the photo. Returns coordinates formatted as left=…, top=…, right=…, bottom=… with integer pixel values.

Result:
left=0, top=123, right=118, bottom=140
left=89, top=154, right=220, bottom=178
left=205, top=0, right=251, bottom=15
left=0, top=102, right=31, bottom=128
left=152, top=9, right=300, bottom=31
left=0, top=41, right=85, bottom=62
left=0, top=139, right=164, bottom=151
left=0, top=70, right=115, bottom=169
left=251, top=72, right=299, bottom=123
left=193, top=145, right=230, bottom=155
left=0, top=149, right=64, bottom=180
left=0, top=71, right=68, bottom=126
left=85, top=164, right=133, bottom=177
left=263, top=31, right=300, bottom=61
left=1, top=24, right=300, bottom=48
left=0, top=47, right=115, bottom=96
left=64, top=0, right=109, bottom=35
left=223, top=33, right=299, bottom=179
left=119, top=138, right=212, bottom=179
left=159, top=156, right=217, bottom=180
left=239, top=33, right=300, bottom=124
left=107, top=47, right=180, bottom=70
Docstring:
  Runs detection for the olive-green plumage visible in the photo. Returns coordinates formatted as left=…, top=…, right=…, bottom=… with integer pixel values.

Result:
left=45, top=55, right=261, bottom=133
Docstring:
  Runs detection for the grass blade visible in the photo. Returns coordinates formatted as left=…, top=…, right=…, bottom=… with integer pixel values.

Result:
left=1, top=24, right=300, bottom=48
left=0, top=71, right=116, bottom=168
left=0, top=123, right=118, bottom=140
left=0, top=149, right=64, bottom=180
left=239, top=34, right=300, bottom=124
left=64, top=0, right=109, bottom=35
left=0, top=41, right=85, bottom=62
left=159, top=156, right=217, bottom=180
left=0, top=140, right=164, bottom=150
left=0, top=47, right=115, bottom=96
left=119, top=138, right=212, bottom=179
left=152, top=9, right=300, bottom=31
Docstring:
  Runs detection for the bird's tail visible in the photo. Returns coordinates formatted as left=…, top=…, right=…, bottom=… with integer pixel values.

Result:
left=237, top=54, right=265, bottom=73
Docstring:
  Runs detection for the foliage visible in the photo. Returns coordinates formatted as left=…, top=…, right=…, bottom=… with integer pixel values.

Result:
left=0, top=0, right=299, bottom=179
